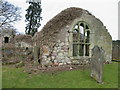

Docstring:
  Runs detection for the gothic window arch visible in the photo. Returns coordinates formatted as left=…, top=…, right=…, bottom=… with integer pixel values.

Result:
left=72, top=21, right=90, bottom=57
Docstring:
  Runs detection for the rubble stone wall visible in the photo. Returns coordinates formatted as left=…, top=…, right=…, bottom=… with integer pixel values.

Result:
left=34, top=7, right=112, bottom=66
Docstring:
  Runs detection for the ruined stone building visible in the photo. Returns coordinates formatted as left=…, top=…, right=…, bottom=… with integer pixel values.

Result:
left=14, top=34, right=33, bottom=48
left=33, top=7, right=112, bottom=66
left=1, top=7, right=112, bottom=66
left=0, top=30, right=33, bottom=48
left=1, top=30, right=33, bottom=63
left=0, top=29, right=15, bottom=44
left=112, top=40, right=120, bottom=60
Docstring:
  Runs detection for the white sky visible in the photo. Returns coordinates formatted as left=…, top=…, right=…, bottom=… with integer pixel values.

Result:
left=6, top=0, right=118, bottom=40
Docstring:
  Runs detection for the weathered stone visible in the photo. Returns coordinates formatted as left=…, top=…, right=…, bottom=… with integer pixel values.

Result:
left=15, top=61, right=24, bottom=68
left=66, top=61, right=71, bottom=65
left=48, top=61, right=53, bottom=66
left=90, top=45, right=105, bottom=83
left=34, top=46, right=39, bottom=61
left=54, top=47, right=57, bottom=50
left=62, top=45, right=68, bottom=52
left=65, top=38, right=68, bottom=42
left=58, top=52, right=63, bottom=57
left=60, top=50, right=64, bottom=53
left=42, top=45, right=49, bottom=56
left=56, top=50, right=59, bottom=52
left=59, top=63, right=64, bottom=66
left=65, top=41, right=69, bottom=46
left=57, top=47, right=61, bottom=51
left=51, top=51, right=57, bottom=56
left=42, top=60, right=50, bottom=66
left=58, top=40, right=61, bottom=43
left=51, top=56, right=55, bottom=60
left=42, top=55, right=47, bottom=59
left=72, top=60, right=79, bottom=65
left=63, top=62, right=66, bottom=65
left=46, top=60, right=50, bottom=64
left=54, top=60, right=58, bottom=63
left=56, top=43, right=59, bottom=47
left=58, top=56, right=64, bottom=60
left=86, top=60, right=89, bottom=64
left=54, top=62, right=59, bottom=66
left=48, top=57, right=50, bottom=61
left=61, top=60, right=65, bottom=63
left=60, top=42, right=64, bottom=46
left=64, top=57, right=70, bottom=62
left=64, top=52, right=68, bottom=56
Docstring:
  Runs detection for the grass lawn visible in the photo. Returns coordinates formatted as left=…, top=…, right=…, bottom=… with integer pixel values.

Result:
left=2, top=62, right=118, bottom=88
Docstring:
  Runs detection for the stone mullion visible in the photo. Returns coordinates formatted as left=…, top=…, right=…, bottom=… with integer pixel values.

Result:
left=78, top=23, right=80, bottom=56
left=83, top=23, right=86, bottom=56
left=86, top=29, right=90, bottom=56
left=69, top=30, right=73, bottom=58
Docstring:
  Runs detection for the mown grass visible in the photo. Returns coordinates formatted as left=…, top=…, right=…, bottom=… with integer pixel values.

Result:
left=2, top=62, right=118, bottom=88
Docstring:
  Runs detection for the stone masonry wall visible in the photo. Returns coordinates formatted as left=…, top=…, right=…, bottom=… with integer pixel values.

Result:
left=34, top=7, right=112, bottom=66
left=40, top=26, right=91, bottom=66
left=73, top=10, right=112, bottom=63
left=40, top=27, right=71, bottom=66
left=41, top=40, right=71, bottom=66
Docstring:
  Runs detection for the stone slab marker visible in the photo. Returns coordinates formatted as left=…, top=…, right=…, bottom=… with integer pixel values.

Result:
left=90, top=45, right=105, bottom=83
left=34, top=46, right=39, bottom=61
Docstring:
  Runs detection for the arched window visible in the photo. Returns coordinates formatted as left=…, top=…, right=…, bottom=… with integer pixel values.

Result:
left=73, top=21, right=90, bottom=57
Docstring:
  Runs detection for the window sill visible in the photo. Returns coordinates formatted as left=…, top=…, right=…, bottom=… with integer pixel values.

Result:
left=72, top=56, right=90, bottom=59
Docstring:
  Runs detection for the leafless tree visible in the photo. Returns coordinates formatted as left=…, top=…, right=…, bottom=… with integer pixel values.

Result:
left=0, top=0, right=21, bottom=29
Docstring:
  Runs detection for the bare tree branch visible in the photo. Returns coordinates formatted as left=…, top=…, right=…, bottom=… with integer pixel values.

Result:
left=0, top=0, right=21, bottom=29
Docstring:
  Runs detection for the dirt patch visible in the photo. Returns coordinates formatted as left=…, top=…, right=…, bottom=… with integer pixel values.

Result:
left=3, top=58, right=90, bottom=75
left=23, top=60, right=90, bottom=74
left=2, top=57, right=21, bottom=65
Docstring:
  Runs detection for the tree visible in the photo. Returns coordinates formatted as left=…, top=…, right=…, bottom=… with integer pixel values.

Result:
left=25, top=1, right=42, bottom=36
left=0, top=0, right=21, bottom=30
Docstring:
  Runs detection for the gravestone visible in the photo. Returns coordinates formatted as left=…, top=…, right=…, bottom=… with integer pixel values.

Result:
left=34, top=46, right=39, bottom=61
left=90, top=45, right=105, bottom=83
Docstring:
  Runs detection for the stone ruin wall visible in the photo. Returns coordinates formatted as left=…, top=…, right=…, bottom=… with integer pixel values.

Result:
left=38, top=25, right=92, bottom=66
left=40, top=24, right=111, bottom=66
left=70, top=11, right=112, bottom=63
left=34, top=7, right=112, bottom=66
left=33, top=8, right=83, bottom=66
left=40, top=27, right=71, bottom=66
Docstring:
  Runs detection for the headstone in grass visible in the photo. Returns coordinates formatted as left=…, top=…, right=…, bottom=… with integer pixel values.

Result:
left=90, top=45, right=105, bottom=83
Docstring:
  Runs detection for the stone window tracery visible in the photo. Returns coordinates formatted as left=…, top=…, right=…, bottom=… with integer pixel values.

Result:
left=73, top=21, right=90, bottom=57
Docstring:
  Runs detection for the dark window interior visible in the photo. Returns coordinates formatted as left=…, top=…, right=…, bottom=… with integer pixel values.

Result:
left=4, top=37, right=9, bottom=43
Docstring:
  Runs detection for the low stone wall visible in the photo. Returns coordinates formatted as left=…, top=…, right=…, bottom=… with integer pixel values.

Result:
left=2, top=43, right=33, bottom=65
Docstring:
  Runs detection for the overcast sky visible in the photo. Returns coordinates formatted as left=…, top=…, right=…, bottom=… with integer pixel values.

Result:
left=7, top=0, right=118, bottom=40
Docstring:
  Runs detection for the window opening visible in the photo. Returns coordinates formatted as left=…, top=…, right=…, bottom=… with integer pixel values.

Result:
left=4, top=37, right=9, bottom=43
left=73, top=22, right=90, bottom=57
